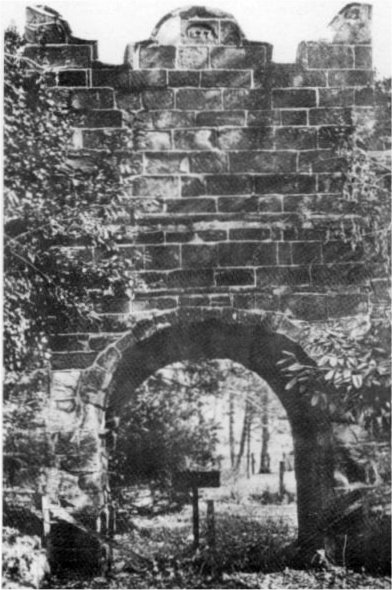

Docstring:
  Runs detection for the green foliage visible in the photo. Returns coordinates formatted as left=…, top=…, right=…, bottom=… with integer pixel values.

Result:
left=3, top=27, right=141, bottom=386
left=111, top=362, right=222, bottom=491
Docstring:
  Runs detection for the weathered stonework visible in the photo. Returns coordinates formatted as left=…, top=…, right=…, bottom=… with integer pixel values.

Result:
left=21, top=2, right=390, bottom=570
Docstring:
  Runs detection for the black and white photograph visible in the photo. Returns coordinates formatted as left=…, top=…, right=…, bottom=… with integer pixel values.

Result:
left=2, top=0, right=391, bottom=587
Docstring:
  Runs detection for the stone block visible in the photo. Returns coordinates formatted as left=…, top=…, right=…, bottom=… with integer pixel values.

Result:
left=24, top=44, right=92, bottom=67
left=323, top=241, right=363, bottom=263
left=167, top=269, right=214, bottom=288
left=230, top=151, right=297, bottom=173
left=275, top=127, right=317, bottom=150
left=116, top=91, right=141, bottom=111
left=256, top=266, right=310, bottom=287
left=79, top=366, right=110, bottom=396
left=318, top=174, right=345, bottom=193
left=173, top=129, right=217, bottom=150
left=133, top=176, right=179, bottom=198
left=166, top=198, right=216, bottom=214
left=318, top=125, right=352, bottom=149
left=327, top=294, right=368, bottom=318
left=52, top=352, right=97, bottom=370
left=277, top=243, right=292, bottom=265
left=181, top=176, right=206, bottom=196
left=58, top=70, right=89, bottom=87
left=200, top=70, right=252, bottom=87
left=168, top=71, right=200, bottom=86
left=318, top=89, right=355, bottom=107
left=144, top=131, right=172, bottom=150
left=355, top=88, right=375, bottom=106
left=223, top=89, right=269, bottom=109
left=210, top=46, right=269, bottom=69
left=328, top=70, right=373, bottom=87
left=254, top=175, right=316, bottom=194
left=196, top=111, right=246, bottom=127
left=281, top=293, right=328, bottom=320
left=142, top=90, right=174, bottom=109
left=218, top=127, right=273, bottom=150
left=272, top=89, right=317, bottom=108
left=178, top=47, right=209, bottom=69
left=182, top=244, right=219, bottom=268
left=292, top=242, right=322, bottom=264
left=206, top=174, right=253, bottom=194
left=280, top=110, right=308, bottom=126
left=51, top=371, right=81, bottom=399
left=72, top=110, right=123, bottom=129
left=145, top=245, right=180, bottom=269
left=189, top=152, right=228, bottom=173
left=180, top=295, right=210, bottom=306
left=196, top=229, right=227, bottom=241
left=150, top=111, right=195, bottom=130
left=128, top=70, right=168, bottom=89
left=139, top=46, right=176, bottom=68
left=354, top=46, right=372, bottom=69
left=304, top=43, right=354, bottom=69
left=229, top=228, right=271, bottom=241
left=219, top=20, right=244, bottom=45
left=166, top=230, right=194, bottom=242
left=271, top=64, right=328, bottom=88
left=78, top=128, right=130, bottom=151
left=247, top=110, right=278, bottom=126
left=218, top=242, right=277, bottom=266
left=257, top=195, right=282, bottom=213
left=218, top=196, right=258, bottom=212
left=176, top=89, right=222, bottom=110
left=298, top=150, right=346, bottom=173
left=215, top=268, right=255, bottom=286
left=144, top=152, right=189, bottom=174
left=53, top=88, right=114, bottom=110
left=135, top=230, right=165, bottom=244
left=308, top=107, right=352, bottom=126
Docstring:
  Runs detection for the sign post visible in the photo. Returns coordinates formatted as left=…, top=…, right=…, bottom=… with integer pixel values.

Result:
left=173, top=470, right=220, bottom=549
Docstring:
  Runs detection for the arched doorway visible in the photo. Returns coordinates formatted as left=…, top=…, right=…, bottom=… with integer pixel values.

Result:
left=100, top=311, right=335, bottom=553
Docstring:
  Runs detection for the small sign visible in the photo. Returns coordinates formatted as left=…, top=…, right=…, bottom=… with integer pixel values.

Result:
left=173, top=470, right=220, bottom=489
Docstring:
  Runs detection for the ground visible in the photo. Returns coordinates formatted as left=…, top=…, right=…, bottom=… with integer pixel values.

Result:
left=44, top=473, right=390, bottom=589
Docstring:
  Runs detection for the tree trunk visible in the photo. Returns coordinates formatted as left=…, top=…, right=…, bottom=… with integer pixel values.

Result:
left=246, top=414, right=252, bottom=478
left=229, top=391, right=235, bottom=468
left=259, top=390, right=271, bottom=473
left=236, top=401, right=250, bottom=471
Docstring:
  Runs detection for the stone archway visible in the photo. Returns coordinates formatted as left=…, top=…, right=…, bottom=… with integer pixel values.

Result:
left=83, top=307, right=335, bottom=554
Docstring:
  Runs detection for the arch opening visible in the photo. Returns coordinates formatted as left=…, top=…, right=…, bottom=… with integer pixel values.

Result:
left=105, top=316, right=335, bottom=553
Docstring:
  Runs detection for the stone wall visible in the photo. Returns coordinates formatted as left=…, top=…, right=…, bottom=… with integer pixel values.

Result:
left=20, top=2, right=390, bottom=570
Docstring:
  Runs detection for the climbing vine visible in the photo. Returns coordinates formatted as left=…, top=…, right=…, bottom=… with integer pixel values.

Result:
left=3, top=28, right=142, bottom=388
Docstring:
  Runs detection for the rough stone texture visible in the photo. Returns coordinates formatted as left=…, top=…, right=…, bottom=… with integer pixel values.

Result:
left=22, top=3, right=390, bottom=573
